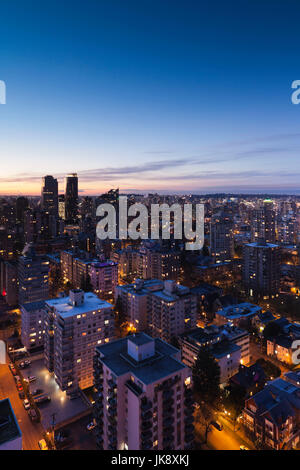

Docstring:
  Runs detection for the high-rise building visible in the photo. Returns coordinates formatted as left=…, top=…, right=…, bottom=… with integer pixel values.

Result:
left=138, top=243, right=181, bottom=281
left=0, top=399, right=22, bottom=450
left=65, top=173, right=78, bottom=224
left=58, top=194, right=65, bottom=220
left=115, top=279, right=197, bottom=338
left=21, top=300, right=45, bottom=351
left=41, top=175, right=58, bottom=218
left=210, top=210, right=234, bottom=263
left=18, top=243, right=50, bottom=305
left=15, top=196, right=29, bottom=225
left=251, top=199, right=276, bottom=244
left=93, top=332, right=194, bottom=450
left=44, top=289, right=114, bottom=393
left=243, top=240, right=281, bottom=298
left=89, top=259, right=118, bottom=299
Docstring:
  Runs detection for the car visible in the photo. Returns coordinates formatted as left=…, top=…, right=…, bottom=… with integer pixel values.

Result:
left=23, top=399, right=30, bottom=410
left=211, top=420, right=223, bottom=431
left=34, top=394, right=51, bottom=405
left=28, top=408, right=38, bottom=422
left=19, top=361, right=30, bottom=369
left=31, top=388, right=43, bottom=397
left=18, top=391, right=25, bottom=399
left=86, top=421, right=96, bottom=431
left=24, top=375, right=36, bottom=383
left=17, top=382, right=23, bottom=392
left=38, top=439, right=48, bottom=451
left=14, top=375, right=20, bottom=383
left=240, top=445, right=249, bottom=451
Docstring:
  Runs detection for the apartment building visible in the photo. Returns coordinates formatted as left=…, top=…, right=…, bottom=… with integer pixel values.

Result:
left=0, top=399, right=22, bottom=450
left=243, top=240, right=281, bottom=299
left=44, top=289, right=114, bottom=393
left=180, top=323, right=250, bottom=367
left=21, top=300, right=45, bottom=351
left=18, top=243, right=49, bottom=305
left=138, top=244, right=181, bottom=281
left=243, top=376, right=300, bottom=450
left=93, top=332, right=194, bottom=450
left=215, top=302, right=262, bottom=327
left=148, top=280, right=197, bottom=343
left=115, top=279, right=164, bottom=331
left=89, top=260, right=118, bottom=299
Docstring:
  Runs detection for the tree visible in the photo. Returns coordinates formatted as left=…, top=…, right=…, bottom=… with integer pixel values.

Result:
left=263, top=321, right=283, bottom=340
left=256, top=358, right=281, bottom=380
left=222, top=384, right=246, bottom=430
left=196, top=404, right=213, bottom=444
left=192, top=346, right=221, bottom=405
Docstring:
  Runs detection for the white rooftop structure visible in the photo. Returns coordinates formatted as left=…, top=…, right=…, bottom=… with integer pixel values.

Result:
left=45, top=290, right=113, bottom=318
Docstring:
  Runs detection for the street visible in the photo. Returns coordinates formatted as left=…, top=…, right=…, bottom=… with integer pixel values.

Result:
left=194, top=410, right=255, bottom=450
left=0, top=362, right=44, bottom=450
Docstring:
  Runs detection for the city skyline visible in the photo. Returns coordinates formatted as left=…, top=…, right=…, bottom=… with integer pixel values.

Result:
left=1, top=1, right=300, bottom=196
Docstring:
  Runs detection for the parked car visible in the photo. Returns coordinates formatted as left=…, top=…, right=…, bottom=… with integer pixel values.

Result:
left=17, top=382, right=23, bottom=392
left=211, top=420, right=223, bottom=431
left=23, top=399, right=30, bottom=410
left=31, top=388, right=44, bottom=397
left=19, top=361, right=30, bottom=369
left=18, top=391, right=25, bottom=399
left=86, top=421, right=96, bottom=431
left=28, top=408, right=38, bottom=422
left=34, top=394, right=51, bottom=405
left=24, top=376, right=36, bottom=383
left=38, top=439, right=48, bottom=450
left=14, top=375, right=20, bottom=383
left=240, top=445, right=249, bottom=451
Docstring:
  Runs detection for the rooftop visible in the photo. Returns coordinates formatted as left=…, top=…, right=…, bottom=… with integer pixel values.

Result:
left=96, top=333, right=186, bottom=385
left=45, top=292, right=113, bottom=318
left=0, top=399, right=22, bottom=447
left=216, top=302, right=261, bottom=319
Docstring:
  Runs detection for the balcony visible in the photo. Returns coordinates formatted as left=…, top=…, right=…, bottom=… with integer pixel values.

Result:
left=141, top=440, right=152, bottom=450
left=141, top=410, right=152, bottom=420
left=141, top=400, right=152, bottom=412
left=141, top=429, right=152, bottom=439
left=141, top=420, right=152, bottom=431
left=185, top=424, right=194, bottom=434
left=163, top=389, right=174, bottom=400
left=163, top=417, right=174, bottom=428
left=184, top=414, right=194, bottom=425
left=185, top=433, right=194, bottom=443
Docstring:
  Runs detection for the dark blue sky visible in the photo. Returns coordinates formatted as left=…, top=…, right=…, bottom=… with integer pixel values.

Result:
left=1, top=0, right=300, bottom=194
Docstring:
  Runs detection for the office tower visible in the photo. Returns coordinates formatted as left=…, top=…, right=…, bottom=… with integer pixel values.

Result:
left=41, top=175, right=58, bottom=218
left=44, top=289, right=114, bottom=393
left=89, top=260, right=118, bottom=299
left=58, top=194, right=65, bottom=220
left=93, top=332, right=194, bottom=450
left=18, top=243, right=50, bottom=305
left=210, top=210, right=234, bottom=263
left=65, top=173, right=78, bottom=224
left=21, top=300, right=45, bottom=351
left=251, top=199, right=276, bottom=243
left=0, top=399, right=22, bottom=450
left=243, top=239, right=280, bottom=298
left=15, top=196, right=29, bottom=225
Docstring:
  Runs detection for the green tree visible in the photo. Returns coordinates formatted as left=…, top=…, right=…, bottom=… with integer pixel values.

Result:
left=223, top=384, right=246, bottom=430
left=192, top=346, right=221, bottom=405
left=263, top=321, right=283, bottom=340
